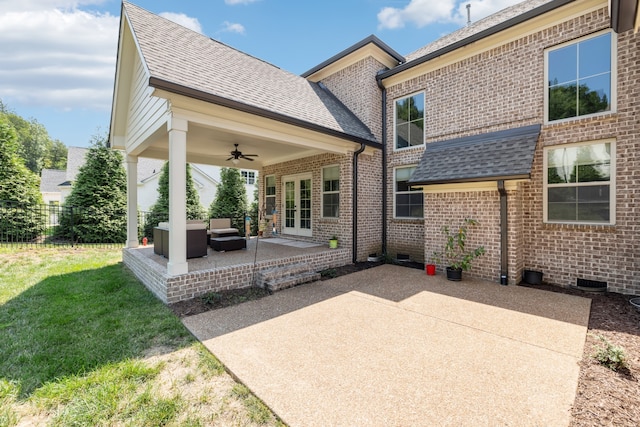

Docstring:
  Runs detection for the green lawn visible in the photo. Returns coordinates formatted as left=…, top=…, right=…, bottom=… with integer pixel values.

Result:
left=0, top=247, right=284, bottom=427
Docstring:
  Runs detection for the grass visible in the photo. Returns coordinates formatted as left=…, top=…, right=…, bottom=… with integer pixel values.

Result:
left=0, top=247, right=285, bottom=426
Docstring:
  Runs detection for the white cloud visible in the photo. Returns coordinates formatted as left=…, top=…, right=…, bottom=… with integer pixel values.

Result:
left=0, top=1, right=204, bottom=113
left=378, top=0, right=522, bottom=30
left=224, top=0, right=259, bottom=5
left=221, top=21, right=245, bottom=34
left=159, top=12, right=203, bottom=34
left=0, top=6, right=118, bottom=111
left=0, top=0, right=107, bottom=12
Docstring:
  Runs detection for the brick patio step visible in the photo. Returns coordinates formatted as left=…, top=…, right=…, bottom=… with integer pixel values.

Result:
left=256, top=263, right=321, bottom=292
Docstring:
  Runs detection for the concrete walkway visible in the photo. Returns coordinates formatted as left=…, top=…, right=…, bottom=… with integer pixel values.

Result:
left=183, top=264, right=591, bottom=426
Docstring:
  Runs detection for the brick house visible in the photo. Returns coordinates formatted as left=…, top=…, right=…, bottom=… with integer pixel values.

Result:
left=111, top=0, right=639, bottom=296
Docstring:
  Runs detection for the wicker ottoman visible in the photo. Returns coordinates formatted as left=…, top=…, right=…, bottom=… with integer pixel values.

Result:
left=210, top=236, right=246, bottom=252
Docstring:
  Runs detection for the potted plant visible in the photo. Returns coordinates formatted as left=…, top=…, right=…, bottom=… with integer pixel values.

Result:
left=431, top=218, right=486, bottom=281
left=329, top=235, right=338, bottom=249
left=258, top=218, right=268, bottom=237
left=425, top=254, right=437, bottom=276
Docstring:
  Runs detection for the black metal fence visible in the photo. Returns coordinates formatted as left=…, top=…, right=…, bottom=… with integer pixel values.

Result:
left=1, top=200, right=249, bottom=248
left=0, top=200, right=127, bottom=248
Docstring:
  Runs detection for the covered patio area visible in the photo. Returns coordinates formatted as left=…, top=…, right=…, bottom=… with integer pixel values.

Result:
left=123, top=237, right=351, bottom=304
left=109, top=3, right=383, bottom=301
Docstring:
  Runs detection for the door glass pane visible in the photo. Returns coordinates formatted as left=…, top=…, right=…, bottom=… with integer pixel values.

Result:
left=300, top=179, right=311, bottom=230
left=285, top=181, right=295, bottom=228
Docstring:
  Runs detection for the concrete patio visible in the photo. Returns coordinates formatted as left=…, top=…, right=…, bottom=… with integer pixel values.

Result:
left=183, top=264, right=592, bottom=426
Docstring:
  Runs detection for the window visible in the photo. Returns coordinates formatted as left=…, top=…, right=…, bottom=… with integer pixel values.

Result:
left=395, top=92, right=425, bottom=149
left=322, top=165, right=339, bottom=217
left=545, top=31, right=615, bottom=122
left=394, top=166, right=423, bottom=218
left=265, top=175, right=276, bottom=215
left=241, top=170, right=255, bottom=185
left=544, top=141, right=614, bottom=224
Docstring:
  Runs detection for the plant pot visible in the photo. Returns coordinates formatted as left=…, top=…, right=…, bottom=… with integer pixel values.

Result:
left=446, top=267, right=462, bottom=281
left=426, top=264, right=436, bottom=275
left=258, top=230, right=263, bottom=237
left=329, top=239, right=338, bottom=249
left=523, top=269, right=543, bottom=285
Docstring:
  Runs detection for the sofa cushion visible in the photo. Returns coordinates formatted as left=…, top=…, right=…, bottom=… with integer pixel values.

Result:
left=210, top=218, right=231, bottom=229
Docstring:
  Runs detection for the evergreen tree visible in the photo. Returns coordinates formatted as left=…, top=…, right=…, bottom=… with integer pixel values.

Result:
left=56, top=135, right=127, bottom=243
left=248, top=186, right=259, bottom=235
left=143, top=162, right=206, bottom=239
left=209, top=167, right=247, bottom=232
left=0, top=118, right=45, bottom=241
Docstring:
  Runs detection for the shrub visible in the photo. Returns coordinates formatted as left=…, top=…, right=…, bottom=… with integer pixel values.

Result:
left=593, top=335, right=628, bottom=372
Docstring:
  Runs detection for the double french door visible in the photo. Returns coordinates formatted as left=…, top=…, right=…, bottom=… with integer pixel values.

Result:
left=282, top=174, right=312, bottom=237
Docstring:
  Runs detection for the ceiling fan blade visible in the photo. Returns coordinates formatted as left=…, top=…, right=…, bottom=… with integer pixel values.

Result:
left=226, top=156, right=233, bottom=161
left=243, top=154, right=258, bottom=157
left=240, top=155, right=254, bottom=161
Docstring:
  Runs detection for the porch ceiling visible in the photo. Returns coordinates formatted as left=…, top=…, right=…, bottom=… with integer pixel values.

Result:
left=128, top=96, right=368, bottom=168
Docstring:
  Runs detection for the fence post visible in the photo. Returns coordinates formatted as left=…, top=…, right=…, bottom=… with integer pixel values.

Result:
left=70, top=206, right=75, bottom=247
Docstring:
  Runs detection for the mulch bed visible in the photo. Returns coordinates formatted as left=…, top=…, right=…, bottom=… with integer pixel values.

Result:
left=170, top=263, right=640, bottom=425
left=519, top=283, right=640, bottom=426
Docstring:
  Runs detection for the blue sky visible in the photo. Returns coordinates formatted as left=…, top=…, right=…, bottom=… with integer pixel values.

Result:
left=0, top=0, right=521, bottom=148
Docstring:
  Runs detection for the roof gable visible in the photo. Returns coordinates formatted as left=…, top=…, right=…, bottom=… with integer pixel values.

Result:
left=120, top=2, right=377, bottom=145
left=404, top=0, right=556, bottom=63
left=302, top=35, right=404, bottom=81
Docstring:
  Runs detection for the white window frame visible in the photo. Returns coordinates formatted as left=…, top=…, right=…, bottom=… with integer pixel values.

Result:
left=544, top=29, right=617, bottom=124
left=321, top=165, right=340, bottom=218
left=393, top=91, right=425, bottom=151
left=264, top=174, right=276, bottom=217
left=241, top=170, right=256, bottom=185
left=543, top=139, right=616, bottom=225
left=393, top=165, right=423, bottom=219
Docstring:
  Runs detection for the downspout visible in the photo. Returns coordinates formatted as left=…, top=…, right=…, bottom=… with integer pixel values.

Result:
left=352, top=143, right=367, bottom=263
left=497, top=180, right=508, bottom=285
left=376, top=72, right=387, bottom=257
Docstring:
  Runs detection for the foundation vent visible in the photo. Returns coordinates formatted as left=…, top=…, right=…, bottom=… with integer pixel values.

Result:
left=575, top=278, right=607, bottom=292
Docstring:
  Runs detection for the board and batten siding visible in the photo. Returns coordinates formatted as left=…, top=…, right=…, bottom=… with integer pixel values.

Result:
left=125, top=53, right=169, bottom=152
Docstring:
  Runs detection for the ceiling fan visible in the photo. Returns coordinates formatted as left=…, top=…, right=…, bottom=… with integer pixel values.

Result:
left=226, top=144, right=258, bottom=164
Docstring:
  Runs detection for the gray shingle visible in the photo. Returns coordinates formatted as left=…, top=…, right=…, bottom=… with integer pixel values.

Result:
left=39, top=169, right=66, bottom=192
left=123, top=2, right=377, bottom=144
left=409, top=124, right=541, bottom=185
left=405, top=0, right=554, bottom=62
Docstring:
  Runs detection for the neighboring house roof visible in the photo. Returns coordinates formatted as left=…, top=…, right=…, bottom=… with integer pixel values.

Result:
left=39, top=169, right=66, bottom=192
left=122, top=2, right=378, bottom=145
left=66, top=146, right=88, bottom=182
left=409, top=125, right=541, bottom=185
left=137, top=158, right=166, bottom=183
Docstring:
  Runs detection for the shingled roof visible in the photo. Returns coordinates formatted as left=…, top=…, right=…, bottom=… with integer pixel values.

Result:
left=405, top=0, right=556, bottom=62
left=39, top=169, right=66, bottom=192
left=379, top=0, right=567, bottom=81
left=122, top=2, right=377, bottom=145
left=409, top=125, right=541, bottom=185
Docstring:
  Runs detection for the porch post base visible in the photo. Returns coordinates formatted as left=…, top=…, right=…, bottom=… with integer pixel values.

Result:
left=167, top=261, right=188, bottom=276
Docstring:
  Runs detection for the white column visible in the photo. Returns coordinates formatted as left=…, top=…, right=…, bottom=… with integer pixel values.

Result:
left=126, top=154, right=139, bottom=248
left=167, top=117, right=188, bottom=276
